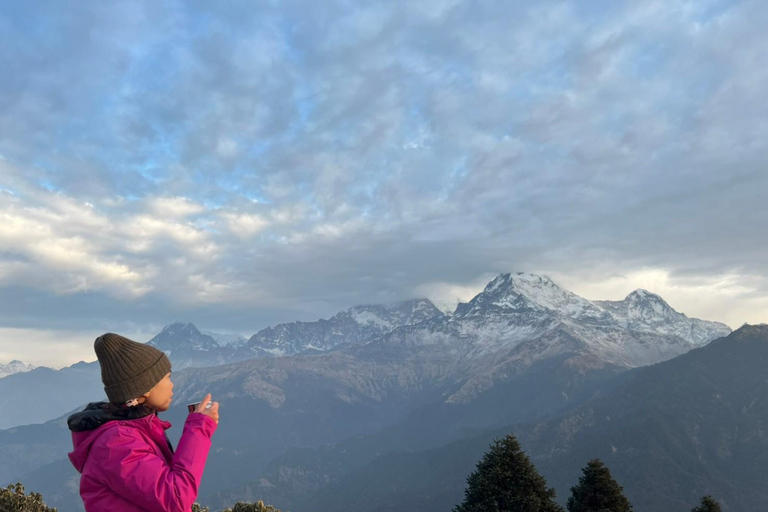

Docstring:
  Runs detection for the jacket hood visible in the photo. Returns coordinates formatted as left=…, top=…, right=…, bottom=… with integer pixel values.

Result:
left=67, top=401, right=173, bottom=473
left=67, top=401, right=156, bottom=432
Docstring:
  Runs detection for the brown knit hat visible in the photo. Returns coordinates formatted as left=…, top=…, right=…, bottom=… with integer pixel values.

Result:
left=94, top=333, right=172, bottom=404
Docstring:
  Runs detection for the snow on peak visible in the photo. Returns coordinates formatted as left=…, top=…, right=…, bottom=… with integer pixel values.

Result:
left=473, top=272, right=608, bottom=321
left=247, top=298, right=444, bottom=358
left=623, top=289, right=676, bottom=316
left=346, top=299, right=442, bottom=330
left=349, top=307, right=395, bottom=331
left=595, top=291, right=731, bottom=346
left=161, top=321, right=200, bottom=334
left=626, top=288, right=666, bottom=302
left=461, top=272, right=729, bottom=348
left=148, top=322, right=220, bottom=352
left=201, top=330, right=248, bottom=347
left=0, top=359, right=37, bottom=379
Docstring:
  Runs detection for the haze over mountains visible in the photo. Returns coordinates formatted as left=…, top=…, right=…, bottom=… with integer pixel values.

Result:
left=0, top=272, right=742, bottom=511
left=0, top=361, right=101, bottom=430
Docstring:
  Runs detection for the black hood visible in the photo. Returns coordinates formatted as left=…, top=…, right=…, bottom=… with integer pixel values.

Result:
left=67, top=401, right=156, bottom=433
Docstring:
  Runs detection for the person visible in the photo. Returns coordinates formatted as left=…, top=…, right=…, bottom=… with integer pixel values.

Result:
left=66, top=332, right=220, bottom=512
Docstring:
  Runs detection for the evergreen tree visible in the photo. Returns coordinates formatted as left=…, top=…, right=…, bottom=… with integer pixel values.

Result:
left=566, top=459, right=632, bottom=512
left=453, top=434, right=564, bottom=512
left=691, top=496, right=722, bottom=512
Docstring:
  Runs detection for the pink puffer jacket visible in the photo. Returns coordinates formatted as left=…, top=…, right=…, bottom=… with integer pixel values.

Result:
left=67, top=402, right=217, bottom=512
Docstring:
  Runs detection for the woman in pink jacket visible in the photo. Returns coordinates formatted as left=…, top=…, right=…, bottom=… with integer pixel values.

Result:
left=67, top=332, right=219, bottom=512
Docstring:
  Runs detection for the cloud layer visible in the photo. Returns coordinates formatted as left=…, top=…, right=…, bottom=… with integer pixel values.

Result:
left=1, top=0, right=767, bottom=366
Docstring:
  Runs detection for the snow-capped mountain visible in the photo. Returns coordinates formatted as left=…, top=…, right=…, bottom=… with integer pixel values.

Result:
left=146, top=322, right=255, bottom=370
left=201, top=330, right=248, bottom=347
left=364, top=272, right=732, bottom=402
left=147, top=322, right=220, bottom=355
left=142, top=300, right=446, bottom=369
left=451, top=272, right=730, bottom=353
left=595, top=289, right=731, bottom=345
left=0, top=359, right=36, bottom=379
left=455, top=273, right=611, bottom=324
left=246, top=298, right=445, bottom=357
left=136, top=275, right=730, bottom=381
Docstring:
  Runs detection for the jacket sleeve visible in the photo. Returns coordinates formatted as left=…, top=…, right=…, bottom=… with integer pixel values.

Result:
left=93, top=413, right=217, bottom=512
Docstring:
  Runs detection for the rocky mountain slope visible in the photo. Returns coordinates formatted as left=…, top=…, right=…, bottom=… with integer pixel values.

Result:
left=293, top=324, right=768, bottom=512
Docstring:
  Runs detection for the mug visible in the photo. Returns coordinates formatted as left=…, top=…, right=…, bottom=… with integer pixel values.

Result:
left=187, top=400, right=214, bottom=414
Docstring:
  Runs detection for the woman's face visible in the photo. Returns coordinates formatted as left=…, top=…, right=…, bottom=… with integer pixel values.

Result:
left=142, top=371, right=174, bottom=411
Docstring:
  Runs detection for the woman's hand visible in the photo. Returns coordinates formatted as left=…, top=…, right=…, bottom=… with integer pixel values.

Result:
left=194, top=393, right=219, bottom=424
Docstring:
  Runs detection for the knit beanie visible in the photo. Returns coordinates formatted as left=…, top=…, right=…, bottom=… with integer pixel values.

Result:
left=94, top=333, right=172, bottom=404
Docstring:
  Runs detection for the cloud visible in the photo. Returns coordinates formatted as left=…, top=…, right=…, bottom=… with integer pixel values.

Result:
left=1, top=0, right=767, bottom=366
left=220, top=212, right=270, bottom=239
left=148, top=196, right=205, bottom=218
left=413, top=273, right=498, bottom=314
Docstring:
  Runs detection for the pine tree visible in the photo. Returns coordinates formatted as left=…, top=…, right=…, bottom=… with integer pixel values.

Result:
left=566, top=459, right=632, bottom=512
left=452, top=434, right=564, bottom=512
left=691, top=496, right=722, bottom=512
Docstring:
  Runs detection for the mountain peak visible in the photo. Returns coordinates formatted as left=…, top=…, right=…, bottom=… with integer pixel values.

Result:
left=148, top=321, right=219, bottom=353
left=463, top=272, right=607, bottom=322
left=1, top=359, right=33, bottom=367
left=729, top=323, right=768, bottom=339
left=162, top=321, right=200, bottom=333
left=625, top=288, right=668, bottom=303
left=483, top=272, right=555, bottom=293
left=247, top=297, right=445, bottom=357
left=344, top=298, right=444, bottom=330
left=596, top=290, right=731, bottom=346
left=0, top=359, right=37, bottom=379
left=623, top=289, right=677, bottom=316
left=201, top=330, right=248, bottom=347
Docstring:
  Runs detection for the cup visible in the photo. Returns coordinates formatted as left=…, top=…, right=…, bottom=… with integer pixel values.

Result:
left=187, top=400, right=214, bottom=414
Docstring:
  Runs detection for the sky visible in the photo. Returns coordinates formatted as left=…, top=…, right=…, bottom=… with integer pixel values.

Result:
left=1, top=0, right=767, bottom=368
